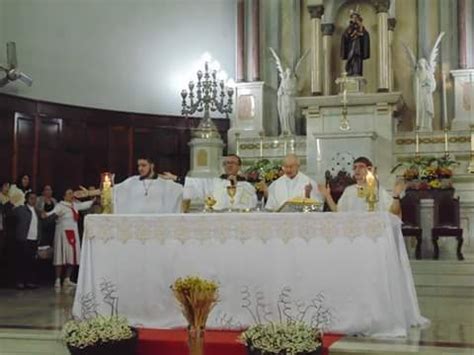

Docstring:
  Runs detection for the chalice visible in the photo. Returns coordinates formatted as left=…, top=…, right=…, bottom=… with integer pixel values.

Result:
left=226, top=185, right=237, bottom=212
left=204, top=196, right=217, bottom=213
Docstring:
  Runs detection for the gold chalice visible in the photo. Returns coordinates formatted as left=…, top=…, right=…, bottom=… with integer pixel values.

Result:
left=226, top=185, right=237, bottom=212
left=204, top=196, right=217, bottom=212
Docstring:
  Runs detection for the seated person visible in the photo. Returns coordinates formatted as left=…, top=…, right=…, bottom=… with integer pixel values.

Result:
left=321, top=156, right=405, bottom=215
left=163, top=154, right=257, bottom=211
left=263, top=154, right=324, bottom=211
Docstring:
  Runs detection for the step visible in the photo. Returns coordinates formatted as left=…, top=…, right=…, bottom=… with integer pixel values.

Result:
left=0, top=328, right=67, bottom=355
left=330, top=338, right=474, bottom=354
left=410, top=259, right=474, bottom=275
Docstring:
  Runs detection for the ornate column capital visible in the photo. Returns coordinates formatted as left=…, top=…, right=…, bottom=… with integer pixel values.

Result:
left=321, top=23, right=335, bottom=36
left=308, top=5, right=324, bottom=19
left=371, top=0, right=390, bottom=13
left=388, top=18, right=397, bottom=31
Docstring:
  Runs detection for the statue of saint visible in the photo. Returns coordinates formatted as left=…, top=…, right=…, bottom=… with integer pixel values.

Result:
left=340, top=10, right=370, bottom=77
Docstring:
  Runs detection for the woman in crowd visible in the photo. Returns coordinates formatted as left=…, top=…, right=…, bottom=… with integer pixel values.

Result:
left=36, top=185, right=58, bottom=246
left=46, top=188, right=95, bottom=290
left=9, top=174, right=32, bottom=207
left=0, top=182, right=12, bottom=267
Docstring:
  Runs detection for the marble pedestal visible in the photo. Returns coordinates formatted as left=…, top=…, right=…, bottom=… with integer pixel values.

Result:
left=450, top=69, right=474, bottom=130
left=227, top=82, right=277, bottom=153
left=297, top=92, right=402, bottom=184
left=187, top=137, right=224, bottom=178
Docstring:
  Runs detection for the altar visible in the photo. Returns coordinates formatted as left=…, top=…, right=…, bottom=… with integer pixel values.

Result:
left=73, top=212, right=427, bottom=337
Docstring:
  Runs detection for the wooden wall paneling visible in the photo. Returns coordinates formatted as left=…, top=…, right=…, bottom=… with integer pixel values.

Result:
left=0, top=110, right=15, bottom=183
left=108, top=124, right=131, bottom=183
left=37, top=117, right=62, bottom=192
left=14, top=113, right=35, bottom=185
left=59, top=118, right=86, bottom=196
left=84, top=122, right=109, bottom=188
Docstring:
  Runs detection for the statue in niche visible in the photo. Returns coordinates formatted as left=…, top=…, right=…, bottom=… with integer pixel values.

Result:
left=268, top=47, right=309, bottom=135
left=403, top=32, right=445, bottom=131
left=340, top=8, right=370, bottom=77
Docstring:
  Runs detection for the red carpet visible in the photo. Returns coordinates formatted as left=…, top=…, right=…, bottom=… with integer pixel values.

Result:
left=137, top=328, right=343, bottom=355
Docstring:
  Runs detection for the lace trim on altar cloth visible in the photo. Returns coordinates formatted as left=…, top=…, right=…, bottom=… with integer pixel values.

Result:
left=83, top=212, right=399, bottom=244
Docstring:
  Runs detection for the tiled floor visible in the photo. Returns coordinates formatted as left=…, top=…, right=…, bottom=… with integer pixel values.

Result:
left=0, top=258, right=473, bottom=354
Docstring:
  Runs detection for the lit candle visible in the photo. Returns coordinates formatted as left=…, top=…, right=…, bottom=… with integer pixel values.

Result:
left=442, top=72, right=448, bottom=129
left=235, top=132, right=240, bottom=156
left=342, top=89, right=347, bottom=104
left=366, top=170, right=375, bottom=189
left=316, top=138, right=322, bottom=161
left=283, top=139, right=287, bottom=155
left=290, top=139, right=295, bottom=153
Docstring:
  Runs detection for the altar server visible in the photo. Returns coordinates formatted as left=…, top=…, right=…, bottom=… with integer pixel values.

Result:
left=114, top=157, right=183, bottom=214
left=264, top=154, right=324, bottom=211
left=321, top=156, right=404, bottom=215
left=46, top=188, right=94, bottom=289
left=164, top=154, right=257, bottom=211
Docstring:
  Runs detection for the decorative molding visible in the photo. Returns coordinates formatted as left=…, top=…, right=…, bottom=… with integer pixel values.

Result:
left=307, top=5, right=324, bottom=19
left=371, top=0, right=390, bottom=13
left=321, top=23, right=335, bottom=36
left=395, top=136, right=471, bottom=145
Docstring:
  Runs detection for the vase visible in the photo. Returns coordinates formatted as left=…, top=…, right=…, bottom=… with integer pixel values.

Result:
left=67, top=327, right=138, bottom=355
left=188, top=326, right=205, bottom=355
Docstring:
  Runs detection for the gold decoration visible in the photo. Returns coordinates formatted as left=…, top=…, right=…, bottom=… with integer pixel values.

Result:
left=365, top=170, right=378, bottom=212
left=100, top=172, right=114, bottom=214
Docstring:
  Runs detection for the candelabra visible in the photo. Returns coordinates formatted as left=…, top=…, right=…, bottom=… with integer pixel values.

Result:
left=181, top=62, right=234, bottom=138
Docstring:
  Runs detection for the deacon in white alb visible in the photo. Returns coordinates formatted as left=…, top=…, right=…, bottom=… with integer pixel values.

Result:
left=264, top=154, right=324, bottom=211
left=113, top=157, right=183, bottom=214
left=321, top=156, right=405, bottom=215
left=163, top=154, right=257, bottom=211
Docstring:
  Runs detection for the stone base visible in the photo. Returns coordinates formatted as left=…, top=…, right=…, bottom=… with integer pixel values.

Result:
left=335, top=76, right=367, bottom=94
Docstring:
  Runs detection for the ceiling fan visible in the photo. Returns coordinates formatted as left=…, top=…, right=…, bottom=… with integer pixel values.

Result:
left=0, top=42, right=33, bottom=87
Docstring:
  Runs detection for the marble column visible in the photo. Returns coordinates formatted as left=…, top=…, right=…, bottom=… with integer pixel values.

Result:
left=322, top=24, right=335, bottom=96
left=236, top=0, right=245, bottom=82
left=458, top=0, right=473, bottom=69
left=251, top=0, right=260, bottom=81
left=308, top=5, right=324, bottom=95
left=388, top=18, right=396, bottom=92
left=375, top=1, right=390, bottom=92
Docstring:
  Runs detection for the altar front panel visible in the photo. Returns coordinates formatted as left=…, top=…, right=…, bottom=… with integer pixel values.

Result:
left=74, top=212, right=427, bottom=337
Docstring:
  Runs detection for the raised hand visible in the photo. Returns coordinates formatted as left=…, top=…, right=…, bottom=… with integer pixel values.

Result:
left=318, top=183, right=331, bottom=199
left=304, top=183, right=312, bottom=198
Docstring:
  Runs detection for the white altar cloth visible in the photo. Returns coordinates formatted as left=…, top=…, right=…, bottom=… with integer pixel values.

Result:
left=73, top=212, right=428, bottom=337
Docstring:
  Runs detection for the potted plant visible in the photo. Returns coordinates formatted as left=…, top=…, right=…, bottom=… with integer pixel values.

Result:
left=63, top=315, right=137, bottom=355
left=241, top=321, right=322, bottom=355
left=63, top=280, right=138, bottom=355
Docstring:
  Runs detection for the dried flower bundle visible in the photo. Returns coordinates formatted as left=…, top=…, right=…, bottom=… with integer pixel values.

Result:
left=171, top=276, right=219, bottom=329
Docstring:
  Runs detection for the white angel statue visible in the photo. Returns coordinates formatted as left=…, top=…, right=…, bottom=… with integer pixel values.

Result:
left=269, top=47, right=309, bottom=135
left=404, top=32, right=445, bottom=131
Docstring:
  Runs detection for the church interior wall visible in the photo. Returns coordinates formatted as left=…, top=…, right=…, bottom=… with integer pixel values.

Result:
left=0, top=93, right=229, bottom=195
left=0, top=0, right=236, bottom=116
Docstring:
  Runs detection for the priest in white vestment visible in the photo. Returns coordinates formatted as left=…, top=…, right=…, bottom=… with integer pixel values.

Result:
left=163, top=155, right=257, bottom=211
left=114, top=157, right=183, bottom=214
left=264, top=154, right=324, bottom=211
left=321, top=156, right=405, bottom=215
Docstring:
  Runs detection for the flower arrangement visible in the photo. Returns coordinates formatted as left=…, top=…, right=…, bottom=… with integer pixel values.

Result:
left=171, top=276, right=219, bottom=355
left=63, top=315, right=134, bottom=350
left=241, top=321, right=322, bottom=355
left=62, top=280, right=137, bottom=355
left=171, top=276, right=219, bottom=329
left=245, top=159, right=283, bottom=185
left=391, top=156, right=458, bottom=190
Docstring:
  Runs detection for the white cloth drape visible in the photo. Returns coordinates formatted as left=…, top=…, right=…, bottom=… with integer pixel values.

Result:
left=74, top=212, right=428, bottom=337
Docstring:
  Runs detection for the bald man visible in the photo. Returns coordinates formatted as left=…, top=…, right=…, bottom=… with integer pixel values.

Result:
left=264, top=154, right=324, bottom=211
